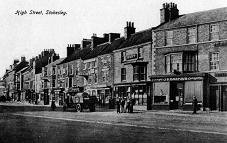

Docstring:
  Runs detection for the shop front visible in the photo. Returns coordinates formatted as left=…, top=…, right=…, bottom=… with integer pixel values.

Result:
left=150, top=73, right=209, bottom=110
left=210, top=83, right=227, bottom=111
left=114, top=82, right=152, bottom=109
left=85, top=86, right=112, bottom=107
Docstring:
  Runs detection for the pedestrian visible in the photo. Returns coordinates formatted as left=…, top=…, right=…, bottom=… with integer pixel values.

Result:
left=116, top=98, right=120, bottom=113
left=126, top=97, right=130, bottom=113
left=192, top=96, right=198, bottom=114
left=51, top=100, right=56, bottom=111
left=121, top=98, right=125, bottom=113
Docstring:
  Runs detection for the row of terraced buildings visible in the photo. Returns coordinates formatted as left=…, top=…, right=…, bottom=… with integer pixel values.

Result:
left=2, top=3, right=227, bottom=111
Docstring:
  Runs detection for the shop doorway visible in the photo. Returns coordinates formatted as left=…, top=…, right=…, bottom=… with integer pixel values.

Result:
left=170, top=82, right=184, bottom=110
left=210, top=86, right=219, bottom=110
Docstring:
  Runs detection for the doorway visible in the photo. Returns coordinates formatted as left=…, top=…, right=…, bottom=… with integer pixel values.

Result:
left=170, top=82, right=184, bottom=110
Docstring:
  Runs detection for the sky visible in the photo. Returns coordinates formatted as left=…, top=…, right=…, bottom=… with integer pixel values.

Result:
left=0, top=0, right=227, bottom=77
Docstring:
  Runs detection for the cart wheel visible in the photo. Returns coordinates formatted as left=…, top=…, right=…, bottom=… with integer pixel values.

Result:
left=76, top=104, right=82, bottom=112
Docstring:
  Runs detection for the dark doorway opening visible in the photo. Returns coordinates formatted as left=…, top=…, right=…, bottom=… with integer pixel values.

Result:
left=170, top=82, right=184, bottom=110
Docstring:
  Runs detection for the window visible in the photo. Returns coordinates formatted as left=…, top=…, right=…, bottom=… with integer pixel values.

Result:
left=87, top=62, right=91, bottom=69
left=94, top=60, right=97, bottom=68
left=52, top=79, right=56, bottom=88
left=83, top=63, right=87, bottom=70
left=69, top=65, right=73, bottom=75
left=138, top=47, right=143, bottom=59
left=166, top=30, right=173, bottom=46
left=166, top=52, right=198, bottom=73
left=183, top=52, right=197, bottom=72
left=52, top=66, right=56, bottom=75
left=121, top=68, right=126, bottom=81
left=69, top=77, right=73, bottom=87
left=210, top=52, right=219, bottom=70
left=165, top=53, right=182, bottom=73
left=65, top=78, right=68, bottom=88
left=188, top=27, right=196, bottom=44
left=94, top=70, right=98, bottom=83
left=102, top=71, right=109, bottom=82
left=210, top=24, right=219, bottom=41
left=133, top=66, right=147, bottom=81
left=121, top=51, right=126, bottom=62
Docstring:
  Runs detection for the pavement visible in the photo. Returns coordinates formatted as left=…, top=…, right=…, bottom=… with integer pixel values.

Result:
left=1, top=101, right=227, bottom=118
left=0, top=102, right=227, bottom=143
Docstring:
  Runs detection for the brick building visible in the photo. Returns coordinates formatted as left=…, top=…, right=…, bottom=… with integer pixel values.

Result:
left=41, top=55, right=63, bottom=105
left=56, top=41, right=91, bottom=106
left=113, top=22, right=153, bottom=110
left=81, top=33, right=121, bottom=106
left=150, top=3, right=227, bottom=111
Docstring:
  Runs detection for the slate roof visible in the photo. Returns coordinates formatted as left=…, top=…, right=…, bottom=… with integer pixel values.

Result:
left=115, top=28, right=153, bottom=50
left=59, top=44, right=92, bottom=64
left=13, top=61, right=29, bottom=73
left=45, top=58, right=65, bottom=67
left=155, top=7, right=227, bottom=30
left=83, top=43, right=110, bottom=60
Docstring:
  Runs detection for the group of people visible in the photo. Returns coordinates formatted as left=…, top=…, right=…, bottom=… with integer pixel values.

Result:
left=116, top=97, right=134, bottom=113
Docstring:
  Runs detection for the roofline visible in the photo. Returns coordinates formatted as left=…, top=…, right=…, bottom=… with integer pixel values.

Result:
left=153, top=19, right=227, bottom=32
left=113, top=41, right=151, bottom=53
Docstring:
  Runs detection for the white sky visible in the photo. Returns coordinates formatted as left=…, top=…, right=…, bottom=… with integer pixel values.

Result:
left=0, top=0, right=227, bottom=77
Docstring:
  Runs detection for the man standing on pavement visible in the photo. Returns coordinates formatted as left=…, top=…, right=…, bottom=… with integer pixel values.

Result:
left=192, top=96, right=198, bottom=114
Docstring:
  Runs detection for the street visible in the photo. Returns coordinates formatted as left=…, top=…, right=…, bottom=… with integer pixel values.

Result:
left=0, top=109, right=227, bottom=143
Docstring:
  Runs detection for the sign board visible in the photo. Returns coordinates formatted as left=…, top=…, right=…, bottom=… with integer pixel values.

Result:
left=151, top=76, right=203, bottom=82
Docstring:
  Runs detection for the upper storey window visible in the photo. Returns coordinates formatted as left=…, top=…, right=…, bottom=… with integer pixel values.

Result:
left=166, top=30, right=173, bottom=46
left=210, top=52, right=219, bottom=71
left=210, top=24, right=219, bottom=41
left=188, top=27, right=196, bottom=44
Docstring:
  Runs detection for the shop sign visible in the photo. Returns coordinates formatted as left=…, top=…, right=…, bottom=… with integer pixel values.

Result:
left=215, top=41, right=227, bottom=47
left=151, top=76, right=203, bottom=82
left=126, top=53, right=137, bottom=60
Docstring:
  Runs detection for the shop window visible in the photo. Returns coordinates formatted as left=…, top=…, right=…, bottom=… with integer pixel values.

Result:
left=166, top=30, right=173, bottom=46
left=153, top=82, right=169, bottom=104
left=210, top=24, right=219, bottom=41
left=133, top=66, right=146, bottom=81
left=187, top=27, right=196, bottom=44
left=121, top=68, right=126, bottom=81
left=210, top=52, right=219, bottom=70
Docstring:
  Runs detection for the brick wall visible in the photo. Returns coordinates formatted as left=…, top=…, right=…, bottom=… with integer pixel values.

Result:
left=98, top=54, right=113, bottom=87
left=114, top=43, right=152, bottom=84
left=198, top=24, right=210, bottom=42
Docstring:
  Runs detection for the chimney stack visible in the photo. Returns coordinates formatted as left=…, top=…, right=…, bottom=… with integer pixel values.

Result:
left=67, top=44, right=80, bottom=57
left=21, top=56, right=26, bottom=62
left=124, top=21, right=136, bottom=39
left=160, top=2, right=179, bottom=24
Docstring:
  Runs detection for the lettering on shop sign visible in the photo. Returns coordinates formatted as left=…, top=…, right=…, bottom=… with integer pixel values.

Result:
left=151, top=76, right=203, bottom=82
left=126, top=54, right=137, bottom=60
left=214, top=41, right=227, bottom=47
